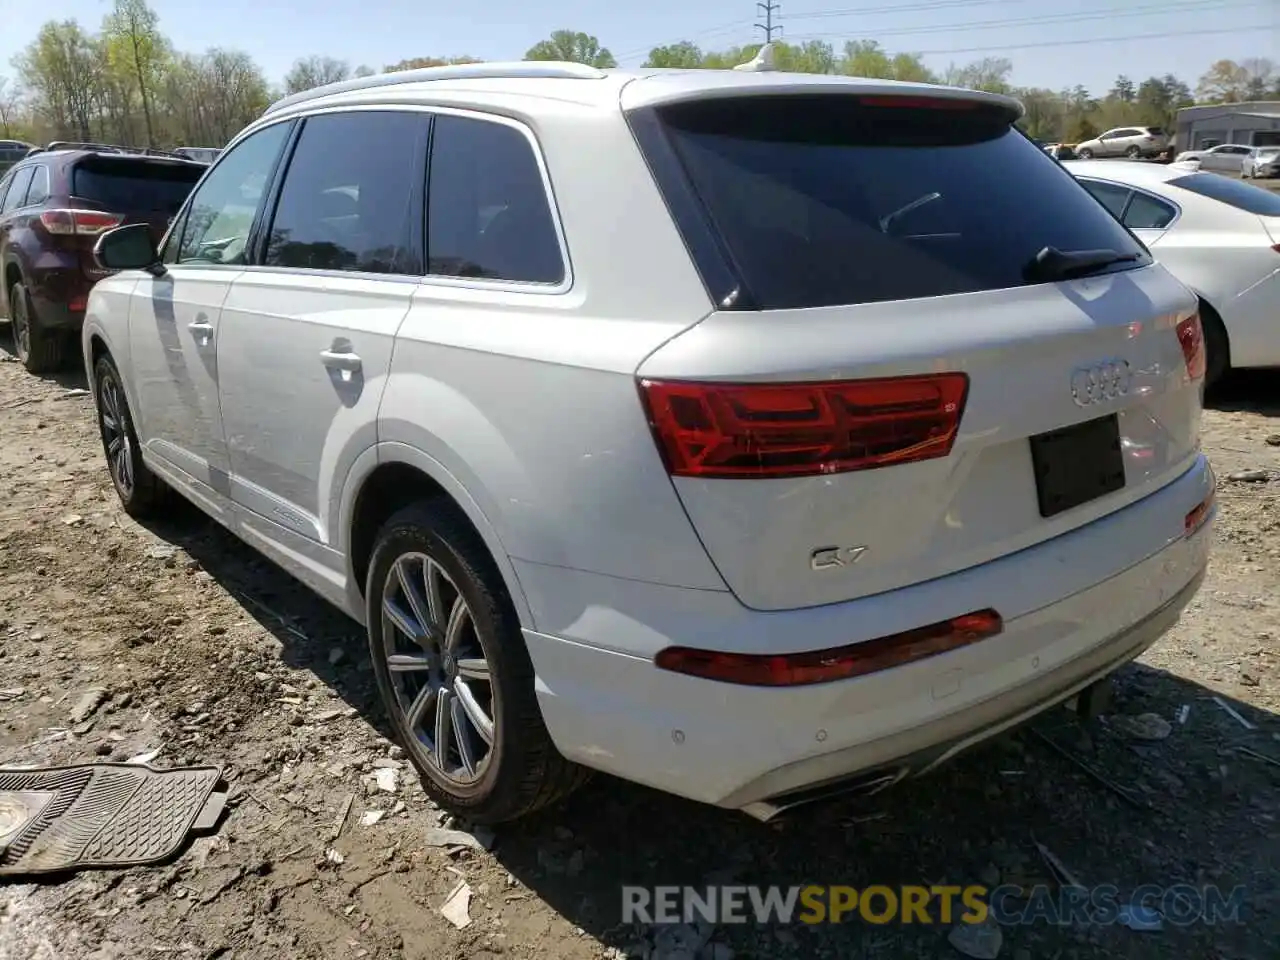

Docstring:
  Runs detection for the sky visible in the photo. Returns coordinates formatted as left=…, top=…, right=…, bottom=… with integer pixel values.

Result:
left=1, top=0, right=1277, bottom=96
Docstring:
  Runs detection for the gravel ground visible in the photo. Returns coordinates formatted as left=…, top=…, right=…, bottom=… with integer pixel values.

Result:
left=1, top=337, right=1278, bottom=960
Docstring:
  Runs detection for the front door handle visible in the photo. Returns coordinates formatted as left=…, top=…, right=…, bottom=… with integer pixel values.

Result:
left=188, top=321, right=214, bottom=345
left=320, top=349, right=362, bottom=373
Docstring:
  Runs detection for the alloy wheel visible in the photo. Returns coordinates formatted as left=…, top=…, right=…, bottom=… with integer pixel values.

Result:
left=98, top=372, right=134, bottom=497
left=380, top=552, right=495, bottom=785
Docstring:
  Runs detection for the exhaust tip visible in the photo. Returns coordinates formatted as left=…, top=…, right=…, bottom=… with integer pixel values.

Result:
left=739, top=768, right=908, bottom=823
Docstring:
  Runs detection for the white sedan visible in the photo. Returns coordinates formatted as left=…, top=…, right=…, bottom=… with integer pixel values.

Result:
left=1065, top=159, right=1280, bottom=384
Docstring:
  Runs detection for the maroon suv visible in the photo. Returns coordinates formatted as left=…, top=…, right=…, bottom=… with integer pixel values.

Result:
left=0, top=147, right=205, bottom=372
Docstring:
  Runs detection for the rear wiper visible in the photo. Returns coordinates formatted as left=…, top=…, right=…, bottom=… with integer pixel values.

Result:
left=1023, top=246, right=1142, bottom=282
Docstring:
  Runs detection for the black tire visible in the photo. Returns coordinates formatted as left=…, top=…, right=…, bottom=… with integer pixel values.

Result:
left=1125, top=145, right=1142, bottom=159
left=1076, top=148, right=1094, bottom=160
left=93, top=354, right=168, bottom=516
left=365, top=500, right=589, bottom=823
left=9, top=281, right=67, bottom=374
left=1200, top=303, right=1230, bottom=390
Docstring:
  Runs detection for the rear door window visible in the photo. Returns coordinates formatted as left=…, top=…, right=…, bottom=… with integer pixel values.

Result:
left=0, top=167, right=34, bottom=213
left=264, top=110, right=427, bottom=275
left=1167, top=172, right=1280, bottom=216
left=71, top=157, right=204, bottom=217
left=642, top=95, right=1149, bottom=310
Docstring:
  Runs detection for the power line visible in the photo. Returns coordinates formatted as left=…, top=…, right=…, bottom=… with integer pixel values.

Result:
left=757, top=1, right=784, bottom=42
left=784, top=0, right=1058, bottom=22
left=614, top=18, right=753, bottom=63
left=866, top=24, right=1271, bottom=58
left=781, top=0, right=1262, bottom=41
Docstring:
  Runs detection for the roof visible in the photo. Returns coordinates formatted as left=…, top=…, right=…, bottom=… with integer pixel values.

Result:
left=262, top=60, right=1024, bottom=119
left=1176, top=100, right=1280, bottom=120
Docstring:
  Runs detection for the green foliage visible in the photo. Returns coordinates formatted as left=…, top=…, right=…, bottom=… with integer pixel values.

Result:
left=524, top=30, right=616, bottom=68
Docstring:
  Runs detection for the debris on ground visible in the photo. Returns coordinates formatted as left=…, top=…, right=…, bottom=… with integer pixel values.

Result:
left=1211, top=696, right=1257, bottom=730
left=68, top=688, right=108, bottom=723
left=440, top=879, right=473, bottom=929
left=1226, top=469, right=1270, bottom=483
left=1111, top=712, right=1173, bottom=741
left=947, top=916, right=1003, bottom=959
left=422, top=825, right=495, bottom=851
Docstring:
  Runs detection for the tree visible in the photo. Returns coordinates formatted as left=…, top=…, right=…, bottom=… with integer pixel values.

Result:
left=384, top=56, right=482, bottom=72
left=102, top=0, right=166, bottom=147
left=890, top=53, right=936, bottom=84
left=0, top=77, right=22, bottom=138
left=1109, top=75, right=1135, bottom=103
left=524, top=30, right=616, bottom=68
left=644, top=42, right=704, bottom=69
left=1240, top=57, right=1275, bottom=100
left=13, top=20, right=101, bottom=140
left=944, top=57, right=1013, bottom=94
left=1197, top=59, right=1249, bottom=103
left=840, top=40, right=894, bottom=79
left=283, top=55, right=350, bottom=95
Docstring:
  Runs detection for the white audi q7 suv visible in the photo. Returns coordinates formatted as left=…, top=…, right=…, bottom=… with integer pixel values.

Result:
left=81, top=61, right=1215, bottom=824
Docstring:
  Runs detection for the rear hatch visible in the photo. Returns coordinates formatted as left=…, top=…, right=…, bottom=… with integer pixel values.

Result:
left=628, top=89, right=1205, bottom=611
left=67, top=153, right=205, bottom=277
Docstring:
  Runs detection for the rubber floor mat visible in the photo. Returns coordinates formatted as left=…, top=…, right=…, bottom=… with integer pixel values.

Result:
left=0, top=763, right=225, bottom=877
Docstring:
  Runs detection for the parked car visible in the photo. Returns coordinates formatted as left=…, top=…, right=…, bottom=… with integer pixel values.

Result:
left=0, top=146, right=206, bottom=372
left=0, top=139, right=37, bottom=174
left=1043, top=143, right=1077, bottom=160
left=1066, top=159, right=1280, bottom=385
left=82, top=63, right=1214, bottom=824
left=1242, top=145, right=1280, bottom=179
left=1074, top=126, right=1170, bottom=159
left=1172, top=143, right=1254, bottom=175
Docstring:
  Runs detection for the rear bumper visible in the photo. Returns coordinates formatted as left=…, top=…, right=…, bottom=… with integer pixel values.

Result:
left=518, top=455, right=1214, bottom=810
left=26, top=258, right=92, bottom=329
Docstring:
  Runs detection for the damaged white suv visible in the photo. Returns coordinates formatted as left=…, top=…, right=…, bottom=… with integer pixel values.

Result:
left=82, top=60, right=1214, bottom=823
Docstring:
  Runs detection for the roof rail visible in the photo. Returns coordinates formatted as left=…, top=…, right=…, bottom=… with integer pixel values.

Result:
left=264, top=60, right=608, bottom=115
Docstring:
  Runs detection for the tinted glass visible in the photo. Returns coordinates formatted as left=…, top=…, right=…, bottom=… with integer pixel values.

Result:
left=0, top=167, right=34, bottom=212
left=1123, top=192, right=1177, bottom=230
left=1167, top=172, right=1280, bottom=216
left=178, top=122, right=290, bottom=265
left=427, top=114, right=564, bottom=284
left=1147, top=127, right=1165, bottom=135
left=652, top=96, right=1149, bottom=310
left=25, top=166, right=50, bottom=205
left=1081, top=180, right=1131, bottom=219
left=72, top=158, right=203, bottom=216
left=0, top=172, right=12, bottom=209
left=265, top=111, right=425, bottom=274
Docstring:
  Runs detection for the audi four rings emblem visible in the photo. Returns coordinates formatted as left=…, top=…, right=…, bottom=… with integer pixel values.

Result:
left=1070, top=359, right=1131, bottom=407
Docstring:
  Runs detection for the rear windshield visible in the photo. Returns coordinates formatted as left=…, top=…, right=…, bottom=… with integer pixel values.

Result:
left=648, top=95, right=1150, bottom=310
left=71, top=157, right=204, bottom=215
left=1167, top=172, right=1280, bottom=216
left=1147, top=127, right=1165, bottom=135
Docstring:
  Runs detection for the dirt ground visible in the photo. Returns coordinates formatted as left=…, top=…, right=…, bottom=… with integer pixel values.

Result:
left=1, top=336, right=1277, bottom=960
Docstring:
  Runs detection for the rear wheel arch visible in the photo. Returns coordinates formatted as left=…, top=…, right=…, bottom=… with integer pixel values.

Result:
left=1194, top=295, right=1230, bottom=387
left=344, top=448, right=534, bottom=629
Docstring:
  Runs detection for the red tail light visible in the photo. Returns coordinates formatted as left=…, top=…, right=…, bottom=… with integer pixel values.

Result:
left=1175, top=313, right=1206, bottom=381
left=655, top=610, right=1003, bottom=687
left=639, top=373, right=969, bottom=479
left=39, top=209, right=124, bottom=237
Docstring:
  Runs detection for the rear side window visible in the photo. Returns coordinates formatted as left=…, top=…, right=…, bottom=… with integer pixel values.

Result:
left=1124, top=192, right=1177, bottom=230
left=644, top=96, right=1149, bottom=310
left=1167, top=173, right=1280, bottom=216
left=1, top=167, right=34, bottom=212
left=72, top=158, right=203, bottom=216
left=1081, top=180, right=1131, bottom=219
left=426, top=114, right=565, bottom=285
left=265, top=111, right=426, bottom=275
left=25, top=166, right=50, bottom=205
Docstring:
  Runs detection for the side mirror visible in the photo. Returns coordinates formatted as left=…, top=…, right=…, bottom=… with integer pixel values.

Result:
left=95, top=223, right=165, bottom=277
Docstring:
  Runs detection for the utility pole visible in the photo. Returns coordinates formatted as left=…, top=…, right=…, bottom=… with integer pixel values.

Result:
left=755, top=1, right=781, bottom=43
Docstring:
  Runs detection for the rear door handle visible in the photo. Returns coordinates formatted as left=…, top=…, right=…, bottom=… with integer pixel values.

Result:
left=320, top=349, right=362, bottom=373
left=188, top=321, right=214, bottom=344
